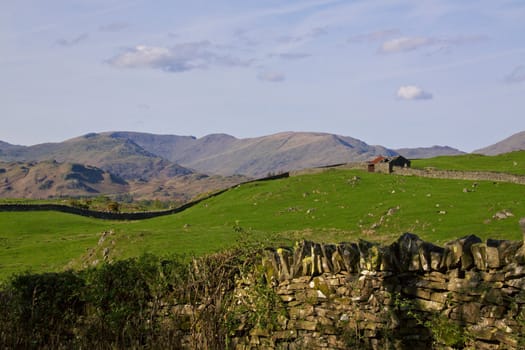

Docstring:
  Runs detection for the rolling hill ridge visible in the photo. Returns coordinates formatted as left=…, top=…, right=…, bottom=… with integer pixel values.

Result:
left=474, top=131, right=525, bottom=155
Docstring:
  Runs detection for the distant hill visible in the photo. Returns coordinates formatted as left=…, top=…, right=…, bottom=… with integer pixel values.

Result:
left=0, top=160, right=246, bottom=201
left=0, top=131, right=399, bottom=198
left=111, top=131, right=397, bottom=177
left=0, top=133, right=193, bottom=180
left=0, top=141, right=23, bottom=152
left=395, top=146, right=465, bottom=159
left=0, top=161, right=129, bottom=198
left=474, top=131, right=525, bottom=155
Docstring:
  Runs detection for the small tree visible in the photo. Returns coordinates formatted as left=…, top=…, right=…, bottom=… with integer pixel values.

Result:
left=107, top=201, right=120, bottom=213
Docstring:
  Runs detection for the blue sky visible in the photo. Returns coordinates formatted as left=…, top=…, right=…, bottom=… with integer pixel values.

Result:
left=1, top=0, right=524, bottom=151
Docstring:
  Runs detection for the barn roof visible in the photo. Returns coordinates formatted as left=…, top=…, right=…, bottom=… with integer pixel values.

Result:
left=370, top=156, right=387, bottom=164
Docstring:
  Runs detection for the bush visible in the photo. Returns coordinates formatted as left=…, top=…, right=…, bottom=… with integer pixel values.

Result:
left=0, top=271, right=85, bottom=348
left=0, top=243, right=267, bottom=349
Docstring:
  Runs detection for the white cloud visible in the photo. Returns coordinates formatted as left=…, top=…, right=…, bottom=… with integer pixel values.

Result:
left=397, top=85, right=433, bottom=100
left=348, top=29, right=400, bottom=43
left=258, top=71, right=285, bottom=82
left=379, top=35, right=487, bottom=54
left=107, top=41, right=251, bottom=72
left=380, top=37, right=435, bottom=54
left=505, top=65, right=525, bottom=83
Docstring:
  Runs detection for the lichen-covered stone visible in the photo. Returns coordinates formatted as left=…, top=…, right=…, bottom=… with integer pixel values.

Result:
left=211, top=230, right=525, bottom=350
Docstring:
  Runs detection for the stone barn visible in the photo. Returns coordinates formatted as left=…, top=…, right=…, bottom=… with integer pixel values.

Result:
left=368, top=155, right=411, bottom=173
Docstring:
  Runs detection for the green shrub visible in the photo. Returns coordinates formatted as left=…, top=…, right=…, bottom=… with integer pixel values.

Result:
left=0, top=271, right=85, bottom=348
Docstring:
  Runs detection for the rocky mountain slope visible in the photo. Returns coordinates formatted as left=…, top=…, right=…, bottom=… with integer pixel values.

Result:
left=474, top=130, right=525, bottom=155
left=0, top=133, right=193, bottom=180
left=0, top=161, right=129, bottom=198
left=395, top=145, right=465, bottom=159
left=110, top=131, right=397, bottom=177
left=0, top=160, right=245, bottom=201
left=0, top=134, right=245, bottom=201
left=0, top=130, right=481, bottom=200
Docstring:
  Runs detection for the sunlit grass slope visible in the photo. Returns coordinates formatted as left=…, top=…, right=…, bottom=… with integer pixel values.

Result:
left=1, top=169, right=524, bottom=279
left=412, top=151, right=525, bottom=175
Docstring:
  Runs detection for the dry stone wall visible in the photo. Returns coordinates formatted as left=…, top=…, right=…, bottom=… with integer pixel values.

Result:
left=226, top=226, right=525, bottom=349
left=394, top=167, right=525, bottom=185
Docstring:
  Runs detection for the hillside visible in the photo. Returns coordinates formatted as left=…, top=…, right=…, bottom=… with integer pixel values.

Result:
left=1, top=168, right=524, bottom=278
left=0, top=160, right=246, bottom=202
left=0, top=140, right=24, bottom=153
left=0, top=161, right=129, bottom=198
left=111, top=131, right=397, bottom=177
left=395, top=145, right=465, bottom=159
left=0, top=131, right=399, bottom=178
left=474, top=130, right=525, bottom=155
left=0, top=133, right=194, bottom=180
left=411, top=151, right=525, bottom=175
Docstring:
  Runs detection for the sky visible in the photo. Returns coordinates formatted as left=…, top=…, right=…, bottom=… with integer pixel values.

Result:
left=1, top=0, right=525, bottom=152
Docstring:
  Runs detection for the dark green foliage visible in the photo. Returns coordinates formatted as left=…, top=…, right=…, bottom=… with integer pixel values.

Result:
left=0, top=249, right=255, bottom=349
left=1, top=271, right=85, bottom=348
left=106, top=201, right=120, bottom=213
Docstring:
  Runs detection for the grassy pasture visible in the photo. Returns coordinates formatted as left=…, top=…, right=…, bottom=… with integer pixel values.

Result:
left=412, top=151, right=525, bottom=175
left=1, top=169, right=524, bottom=279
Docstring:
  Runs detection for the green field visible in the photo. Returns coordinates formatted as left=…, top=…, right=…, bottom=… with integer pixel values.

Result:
left=1, top=168, right=525, bottom=279
left=412, top=151, right=525, bottom=175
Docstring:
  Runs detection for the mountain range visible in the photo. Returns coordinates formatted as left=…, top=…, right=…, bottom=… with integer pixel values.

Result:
left=473, top=131, right=525, bottom=156
left=1, top=130, right=524, bottom=200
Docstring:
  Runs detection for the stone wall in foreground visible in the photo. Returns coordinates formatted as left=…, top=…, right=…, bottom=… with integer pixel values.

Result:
left=227, top=224, right=525, bottom=349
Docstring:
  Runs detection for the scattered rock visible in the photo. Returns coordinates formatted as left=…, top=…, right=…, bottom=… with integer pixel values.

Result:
left=493, top=210, right=514, bottom=220
left=386, top=206, right=400, bottom=216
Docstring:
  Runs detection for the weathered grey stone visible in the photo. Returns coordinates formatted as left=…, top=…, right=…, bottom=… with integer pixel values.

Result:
left=338, top=242, right=360, bottom=273
left=469, top=325, right=497, bottom=341
left=280, top=295, right=295, bottom=302
left=390, top=232, right=424, bottom=272
left=450, top=302, right=481, bottom=323
left=444, top=242, right=462, bottom=269
left=289, top=304, right=314, bottom=319
left=295, top=320, right=317, bottom=331
left=505, top=277, right=525, bottom=289
left=471, top=243, right=488, bottom=270
left=276, top=247, right=293, bottom=280
left=402, top=286, right=431, bottom=300
left=330, top=250, right=345, bottom=274
left=225, top=235, right=525, bottom=350
left=480, top=271, right=504, bottom=282
left=272, top=330, right=297, bottom=340
left=489, top=239, right=523, bottom=265
left=358, top=239, right=382, bottom=271
left=486, top=239, right=520, bottom=269
left=448, top=276, right=480, bottom=293
left=482, top=288, right=505, bottom=305
left=501, top=241, right=523, bottom=265
left=416, top=299, right=445, bottom=312
left=493, top=330, right=517, bottom=348
left=430, top=292, right=448, bottom=304
left=249, top=328, right=270, bottom=337
left=446, top=235, right=482, bottom=270
left=481, top=305, right=507, bottom=319
left=320, top=244, right=336, bottom=273
left=430, top=250, right=444, bottom=270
